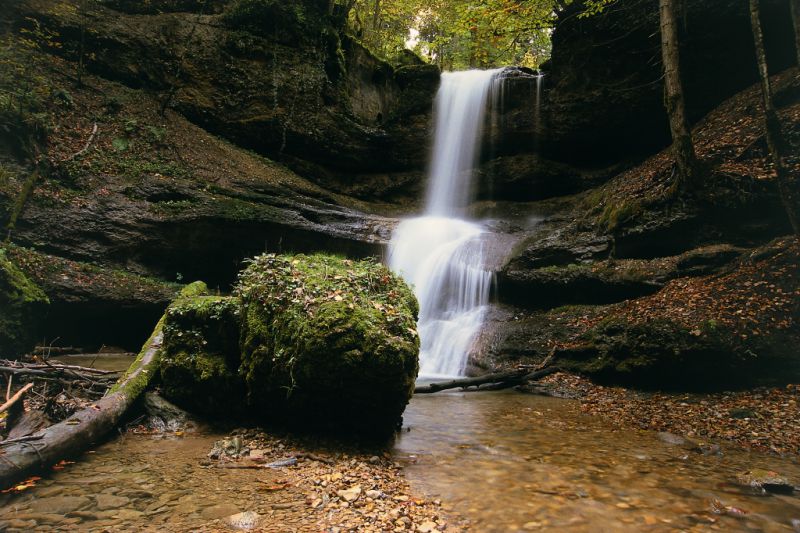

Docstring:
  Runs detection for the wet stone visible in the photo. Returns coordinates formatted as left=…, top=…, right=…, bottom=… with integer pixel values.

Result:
left=738, top=470, right=795, bottom=494
left=28, top=496, right=92, bottom=514
left=201, top=503, right=241, bottom=520
left=95, top=494, right=131, bottom=511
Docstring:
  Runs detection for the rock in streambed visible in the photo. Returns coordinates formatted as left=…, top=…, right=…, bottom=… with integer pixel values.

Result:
left=159, top=253, right=419, bottom=436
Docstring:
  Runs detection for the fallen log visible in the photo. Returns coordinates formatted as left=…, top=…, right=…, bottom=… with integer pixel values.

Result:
left=0, top=282, right=203, bottom=488
left=0, top=321, right=163, bottom=487
left=414, top=366, right=559, bottom=394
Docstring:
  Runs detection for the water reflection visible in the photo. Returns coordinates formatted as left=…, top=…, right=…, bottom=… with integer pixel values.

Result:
left=395, top=391, right=800, bottom=532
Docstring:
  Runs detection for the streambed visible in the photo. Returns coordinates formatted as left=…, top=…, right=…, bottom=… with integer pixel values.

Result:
left=396, top=391, right=800, bottom=531
left=1, top=391, right=799, bottom=532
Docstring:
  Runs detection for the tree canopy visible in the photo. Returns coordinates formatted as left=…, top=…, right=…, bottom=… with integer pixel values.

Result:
left=347, top=0, right=556, bottom=70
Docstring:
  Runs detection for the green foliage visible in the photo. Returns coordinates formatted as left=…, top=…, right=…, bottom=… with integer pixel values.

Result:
left=112, top=137, right=130, bottom=152
left=579, top=0, right=618, bottom=17
left=348, top=0, right=555, bottom=69
left=222, top=0, right=317, bottom=39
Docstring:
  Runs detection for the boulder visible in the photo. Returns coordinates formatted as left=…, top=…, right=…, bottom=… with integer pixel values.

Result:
left=0, top=246, right=49, bottom=357
left=236, top=253, right=419, bottom=435
left=159, top=286, right=245, bottom=416
left=159, top=254, right=420, bottom=436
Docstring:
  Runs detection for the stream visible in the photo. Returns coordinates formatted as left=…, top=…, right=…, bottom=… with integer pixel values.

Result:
left=2, top=389, right=799, bottom=531
left=397, top=392, right=800, bottom=532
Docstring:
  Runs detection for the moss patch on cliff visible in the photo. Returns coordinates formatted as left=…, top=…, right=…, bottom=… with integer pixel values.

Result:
left=236, top=253, right=419, bottom=435
left=5, top=244, right=180, bottom=304
left=0, top=246, right=49, bottom=357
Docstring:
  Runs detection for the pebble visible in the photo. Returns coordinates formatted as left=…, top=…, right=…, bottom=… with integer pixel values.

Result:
left=224, top=511, right=262, bottom=530
left=418, top=520, right=438, bottom=532
left=201, top=503, right=241, bottom=519
left=337, top=485, right=362, bottom=502
left=29, top=496, right=91, bottom=515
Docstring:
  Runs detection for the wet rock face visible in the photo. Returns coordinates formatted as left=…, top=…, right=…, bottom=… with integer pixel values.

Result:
left=543, top=0, right=795, bottom=165
left=554, top=239, right=800, bottom=390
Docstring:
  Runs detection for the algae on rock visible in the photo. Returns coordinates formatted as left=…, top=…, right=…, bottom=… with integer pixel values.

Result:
left=0, top=247, right=49, bottom=357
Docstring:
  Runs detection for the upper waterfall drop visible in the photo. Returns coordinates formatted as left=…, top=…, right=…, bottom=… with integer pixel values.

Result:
left=389, top=68, right=503, bottom=379
left=425, top=69, right=505, bottom=216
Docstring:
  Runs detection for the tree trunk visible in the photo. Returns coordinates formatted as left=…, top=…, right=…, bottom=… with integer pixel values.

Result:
left=750, top=0, right=800, bottom=235
left=659, top=0, right=698, bottom=191
left=791, top=0, right=800, bottom=66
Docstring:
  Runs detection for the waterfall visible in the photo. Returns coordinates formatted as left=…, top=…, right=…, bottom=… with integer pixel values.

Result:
left=389, top=69, right=502, bottom=378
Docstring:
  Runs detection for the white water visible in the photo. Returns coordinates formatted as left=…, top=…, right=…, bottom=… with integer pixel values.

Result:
left=389, top=69, right=502, bottom=378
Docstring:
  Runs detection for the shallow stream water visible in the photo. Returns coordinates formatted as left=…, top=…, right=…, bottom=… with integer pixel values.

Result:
left=1, top=391, right=799, bottom=532
left=396, top=391, right=800, bottom=532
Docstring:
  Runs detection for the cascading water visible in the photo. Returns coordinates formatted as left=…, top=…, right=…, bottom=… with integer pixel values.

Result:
left=389, top=69, right=502, bottom=378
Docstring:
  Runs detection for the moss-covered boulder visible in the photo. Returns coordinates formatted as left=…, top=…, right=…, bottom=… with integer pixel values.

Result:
left=236, top=253, right=419, bottom=435
left=159, top=283, right=245, bottom=416
left=0, top=247, right=49, bottom=357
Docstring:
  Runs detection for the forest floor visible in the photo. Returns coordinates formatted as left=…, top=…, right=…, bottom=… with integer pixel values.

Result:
left=535, top=372, right=800, bottom=456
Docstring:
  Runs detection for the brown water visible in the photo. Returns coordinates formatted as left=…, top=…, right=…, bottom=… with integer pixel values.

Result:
left=49, top=353, right=136, bottom=372
left=395, top=391, right=800, bottom=532
left=1, top=392, right=799, bottom=532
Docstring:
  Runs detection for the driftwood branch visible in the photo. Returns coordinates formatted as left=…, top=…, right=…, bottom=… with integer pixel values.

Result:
left=0, top=383, right=33, bottom=414
left=62, top=123, right=98, bottom=162
left=0, top=361, right=119, bottom=383
left=414, top=366, right=559, bottom=394
left=0, top=320, right=164, bottom=488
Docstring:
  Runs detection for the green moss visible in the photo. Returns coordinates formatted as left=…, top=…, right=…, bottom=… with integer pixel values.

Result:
left=109, top=315, right=165, bottom=396
left=599, top=198, right=643, bottom=232
left=159, top=286, right=246, bottom=416
left=236, top=253, right=419, bottom=435
left=0, top=246, right=49, bottom=356
left=111, top=282, right=208, bottom=396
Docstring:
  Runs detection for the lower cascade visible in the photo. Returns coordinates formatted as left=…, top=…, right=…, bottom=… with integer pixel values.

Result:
left=389, top=69, right=502, bottom=378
